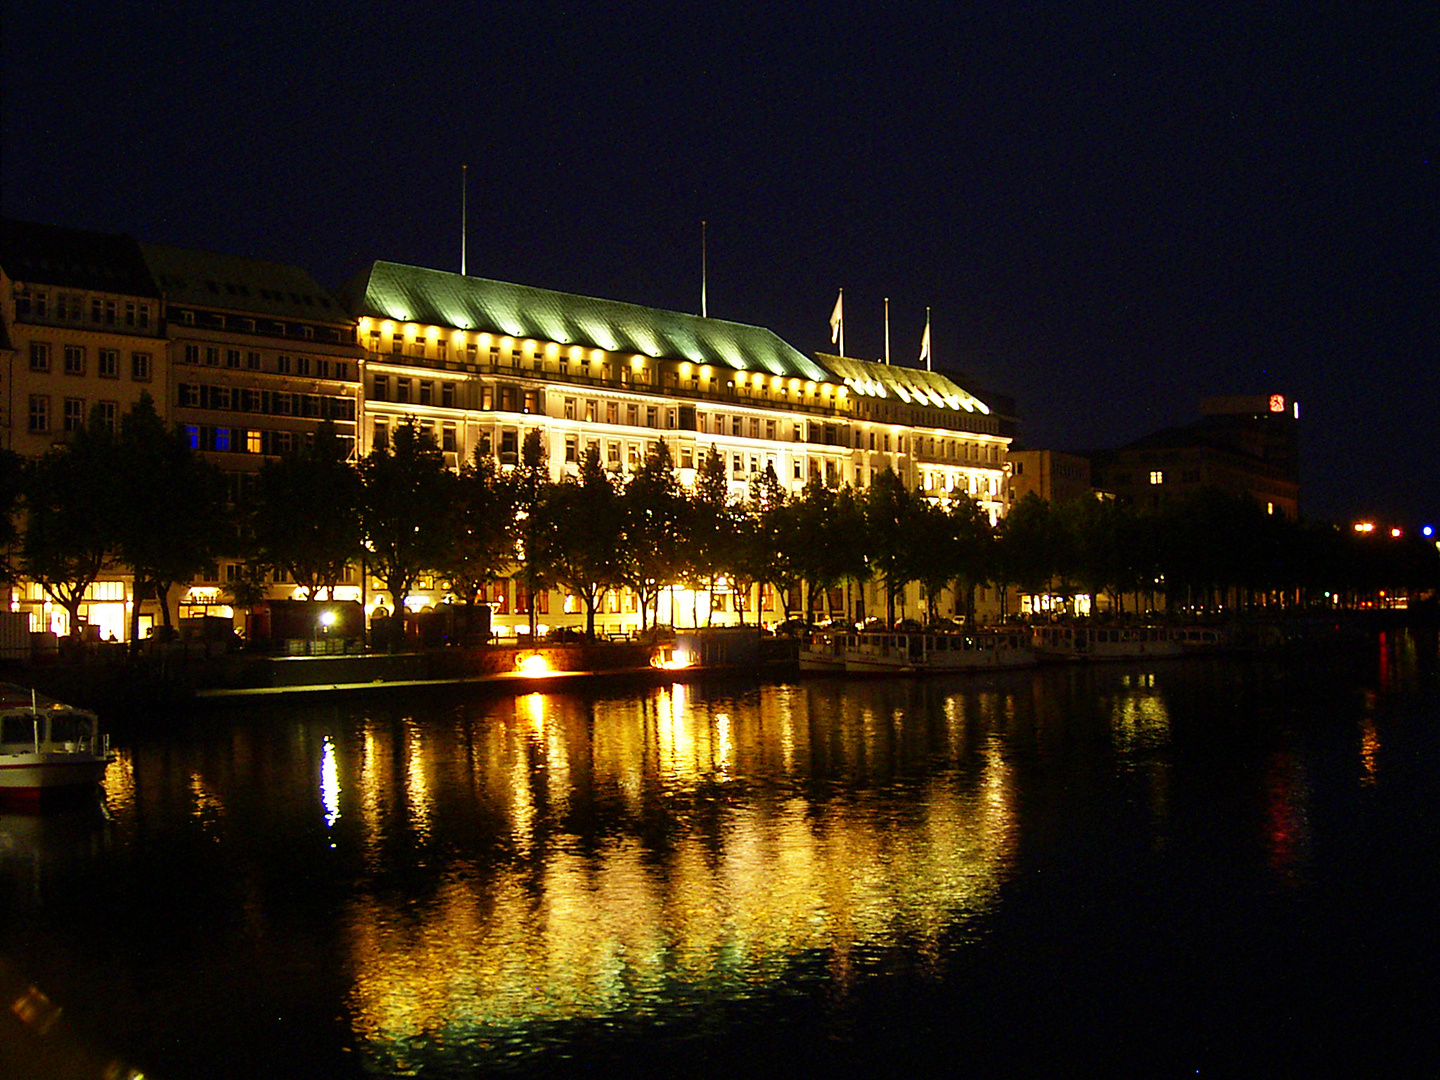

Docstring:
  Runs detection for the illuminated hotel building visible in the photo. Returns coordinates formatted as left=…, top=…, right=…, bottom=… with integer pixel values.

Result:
left=345, top=262, right=1014, bottom=630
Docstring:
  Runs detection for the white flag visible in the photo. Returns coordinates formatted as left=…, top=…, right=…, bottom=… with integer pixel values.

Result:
left=919, top=315, right=931, bottom=368
left=829, top=290, right=843, bottom=344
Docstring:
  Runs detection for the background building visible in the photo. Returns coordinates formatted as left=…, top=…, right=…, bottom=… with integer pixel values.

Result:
left=1005, top=447, right=1096, bottom=509
left=1096, top=394, right=1300, bottom=519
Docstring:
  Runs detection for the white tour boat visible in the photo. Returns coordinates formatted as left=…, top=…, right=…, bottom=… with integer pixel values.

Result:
left=1030, top=625, right=1184, bottom=662
left=0, top=684, right=112, bottom=801
left=798, top=630, right=849, bottom=673
left=843, top=630, right=1036, bottom=675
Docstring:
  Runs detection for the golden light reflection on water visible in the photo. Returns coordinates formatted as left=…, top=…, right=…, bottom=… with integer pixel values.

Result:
left=342, top=684, right=1018, bottom=1070
left=1109, top=673, right=1173, bottom=845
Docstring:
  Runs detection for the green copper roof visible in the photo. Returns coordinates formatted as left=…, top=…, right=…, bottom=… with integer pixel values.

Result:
left=815, top=353, right=992, bottom=415
left=349, top=261, right=830, bottom=381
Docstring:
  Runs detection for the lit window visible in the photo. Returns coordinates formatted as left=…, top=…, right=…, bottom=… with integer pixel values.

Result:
left=1149, top=470, right=1164, bottom=485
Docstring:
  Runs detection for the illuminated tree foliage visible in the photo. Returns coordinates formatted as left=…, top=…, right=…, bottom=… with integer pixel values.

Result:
left=115, top=392, right=229, bottom=643
left=358, top=418, right=456, bottom=648
left=252, top=418, right=362, bottom=601
left=547, top=445, right=622, bottom=640
left=617, top=441, right=683, bottom=634
left=21, top=409, right=123, bottom=640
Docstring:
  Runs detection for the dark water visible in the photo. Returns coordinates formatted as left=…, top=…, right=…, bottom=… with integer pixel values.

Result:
left=2, top=630, right=1437, bottom=1078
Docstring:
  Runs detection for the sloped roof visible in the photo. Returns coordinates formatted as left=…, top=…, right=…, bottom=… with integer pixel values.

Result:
left=141, top=243, right=345, bottom=322
left=347, top=261, right=830, bottom=381
left=0, top=218, right=158, bottom=297
left=815, top=353, right=993, bottom=415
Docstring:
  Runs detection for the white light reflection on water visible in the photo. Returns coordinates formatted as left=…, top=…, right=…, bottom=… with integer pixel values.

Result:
left=320, top=735, right=341, bottom=830
left=342, top=683, right=1019, bottom=1075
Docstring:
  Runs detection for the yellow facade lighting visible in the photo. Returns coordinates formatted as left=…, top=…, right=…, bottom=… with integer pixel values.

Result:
left=425, top=325, right=439, bottom=340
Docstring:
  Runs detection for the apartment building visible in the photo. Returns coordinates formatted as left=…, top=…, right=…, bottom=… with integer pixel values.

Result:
left=0, top=219, right=164, bottom=457
left=0, top=219, right=167, bottom=639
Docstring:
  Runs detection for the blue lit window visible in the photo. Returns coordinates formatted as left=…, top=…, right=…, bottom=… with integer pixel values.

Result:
left=214, top=428, right=231, bottom=452
left=185, top=426, right=200, bottom=450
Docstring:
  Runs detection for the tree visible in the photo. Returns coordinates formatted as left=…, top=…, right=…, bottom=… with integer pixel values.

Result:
left=21, top=410, right=124, bottom=640
left=506, top=429, right=557, bottom=640
left=682, top=446, right=736, bottom=626
left=548, top=445, right=622, bottom=639
left=617, top=441, right=683, bottom=634
left=439, top=448, right=514, bottom=635
left=743, top=463, right=793, bottom=622
left=945, top=494, right=995, bottom=624
left=252, top=419, right=362, bottom=600
left=863, top=469, right=920, bottom=625
left=114, top=393, right=230, bottom=644
left=358, top=418, right=456, bottom=649
left=0, top=448, right=22, bottom=584
left=996, top=492, right=1060, bottom=612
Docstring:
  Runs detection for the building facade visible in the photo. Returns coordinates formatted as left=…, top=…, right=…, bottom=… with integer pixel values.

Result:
left=1006, top=448, right=1096, bottom=508
left=0, top=220, right=168, bottom=639
left=2, top=222, right=1017, bottom=642
left=345, top=263, right=1014, bottom=633
left=1097, top=394, right=1300, bottom=520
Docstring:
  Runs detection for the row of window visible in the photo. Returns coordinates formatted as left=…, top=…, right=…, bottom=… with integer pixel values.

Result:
left=28, top=342, right=151, bottom=380
left=371, top=375, right=457, bottom=407
left=14, top=288, right=153, bottom=330
left=176, top=383, right=356, bottom=421
left=369, top=334, right=657, bottom=386
left=27, top=395, right=119, bottom=434
left=171, top=308, right=343, bottom=342
left=180, top=345, right=352, bottom=380
left=182, top=425, right=355, bottom=457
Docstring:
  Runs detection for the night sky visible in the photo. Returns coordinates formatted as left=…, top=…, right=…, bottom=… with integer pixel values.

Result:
left=3, top=1, right=1434, bottom=526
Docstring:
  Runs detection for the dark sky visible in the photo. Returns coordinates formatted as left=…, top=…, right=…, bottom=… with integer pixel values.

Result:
left=4, top=1, right=1434, bottom=526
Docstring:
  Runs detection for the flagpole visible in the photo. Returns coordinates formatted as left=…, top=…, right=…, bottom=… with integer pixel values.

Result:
left=924, top=306, right=932, bottom=372
left=460, top=165, right=467, bottom=276
left=839, top=290, right=845, bottom=356
left=700, top=220, right=708, bottom=318
left=884, top=297, right=891, bottom=365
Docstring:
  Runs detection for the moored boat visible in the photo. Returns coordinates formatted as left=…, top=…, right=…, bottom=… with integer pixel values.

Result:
left=1030, top=625, right=1184, bottom=661
left=843, top=629, right=1036, bottom=675
left=0, top=684, right=112, bottom=802
left=798, top=631, right=848, bottom=673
